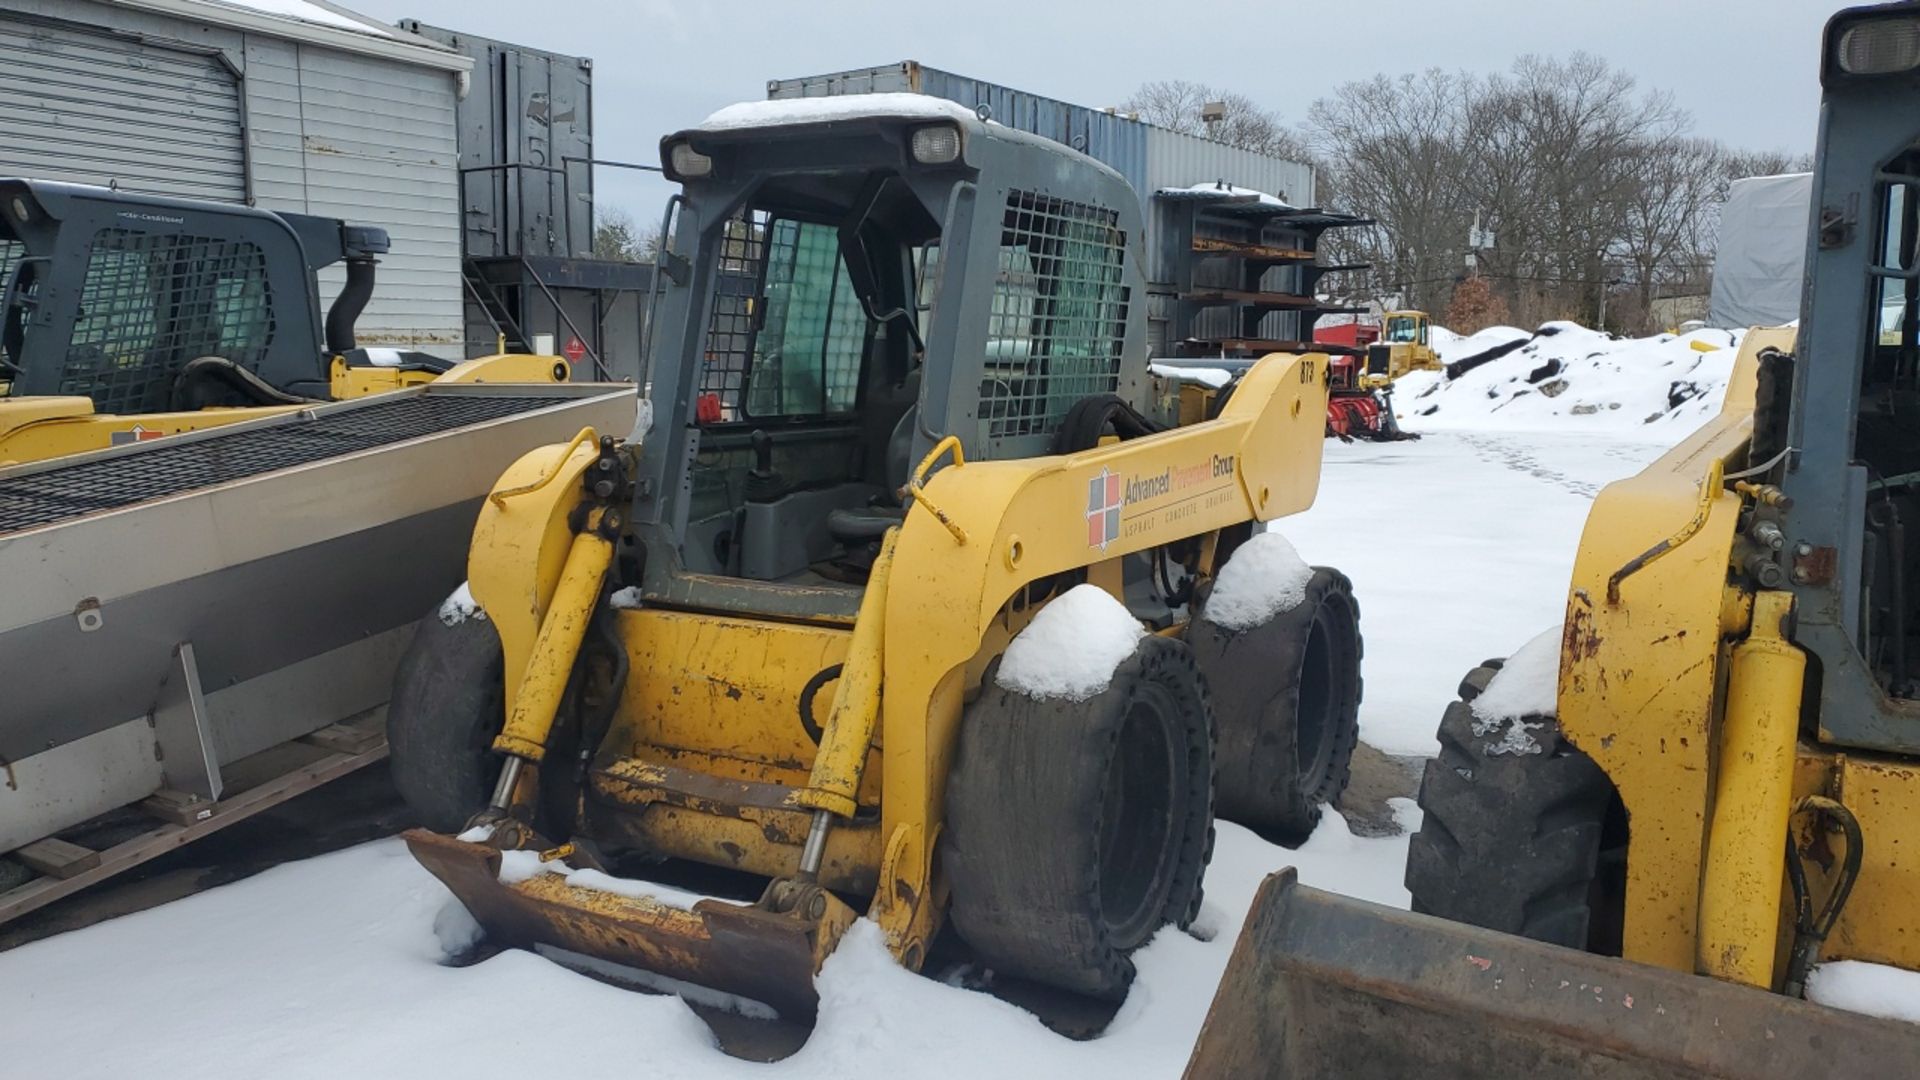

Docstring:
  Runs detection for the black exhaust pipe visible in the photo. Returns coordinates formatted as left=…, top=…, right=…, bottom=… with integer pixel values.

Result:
left=325, top=254, right=376, bottom=354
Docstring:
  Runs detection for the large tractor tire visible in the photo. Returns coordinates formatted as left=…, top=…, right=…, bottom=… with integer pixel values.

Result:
left=944, top=634, right=1215, bottom=999
left=387, top=596, right=506, bottom=833
left=1191, top=566, right=1363, bottom=840
left=1405, top=659, right=1619, bottom=950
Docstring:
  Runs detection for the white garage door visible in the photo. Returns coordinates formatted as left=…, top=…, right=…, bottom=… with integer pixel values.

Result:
left=0, top=14, right=246, bottom=203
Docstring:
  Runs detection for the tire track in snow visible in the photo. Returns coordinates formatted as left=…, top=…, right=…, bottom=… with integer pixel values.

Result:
left=1455, top=433, right=1603, bottom=498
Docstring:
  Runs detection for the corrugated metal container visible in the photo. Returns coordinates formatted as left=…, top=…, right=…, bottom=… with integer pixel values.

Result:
left=766, top=61, right=1321, bottom=352
left=1143, top=128, right=1315, bottom=210
left=0, top=0, right=470, bottom=358
left=769, top=63, right=1153, bottom=236
left=402, top=21, right=595, bottom=261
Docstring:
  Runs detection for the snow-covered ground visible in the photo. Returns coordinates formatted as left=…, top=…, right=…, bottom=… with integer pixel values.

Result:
left=5, top=322, right=1913, bottom=1076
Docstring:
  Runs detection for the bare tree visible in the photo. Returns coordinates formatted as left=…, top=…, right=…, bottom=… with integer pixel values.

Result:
left=1121, top=79, right=1310, bottom=160
left=1307, top=69, right=1476, bottom=311
left=593, top=206, right=661, bottom=262
left=1618, top=136, right=1727, bottom=320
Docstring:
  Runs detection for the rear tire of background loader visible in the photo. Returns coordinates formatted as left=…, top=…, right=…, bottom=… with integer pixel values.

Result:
left=1191, top=566, right=1362, bottom=841
left=944, top=634, right=1214, bottom=1000
left=1404, top=661, right=1619, bottom=950
left=387, top=603, right=506, bottom=834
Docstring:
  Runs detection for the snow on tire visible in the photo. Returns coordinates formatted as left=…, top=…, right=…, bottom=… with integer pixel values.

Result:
left=944, top=630, right=1214, bottom=1000
left=1190, top=561, right=1363, bottom=840
left=1404, top=661, right=1616, bottom=950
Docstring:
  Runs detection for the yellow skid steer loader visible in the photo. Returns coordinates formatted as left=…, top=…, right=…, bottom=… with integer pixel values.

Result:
left=1190, top=5, right=1920, bottom=1074
left=391, top=95, right=1365, bottom=1017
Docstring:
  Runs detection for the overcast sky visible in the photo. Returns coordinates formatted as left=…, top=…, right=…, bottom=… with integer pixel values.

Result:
left=360, top=0, right=1834, bottom=225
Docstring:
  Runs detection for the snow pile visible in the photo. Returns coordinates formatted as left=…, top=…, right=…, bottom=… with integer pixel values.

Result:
left=1807, top=960, right=1920, bottom=1024
left=1397, top=321, right=1744, bottom=434
left=1471, top=624, right=1563, bottom=722
left=698, top=94, right=981, bottom=132
left=1205, top=531, right=1315, bottom=631
left=436, top=581, right=486, bottom=627
left=996, top=584, right=1145, bottom=701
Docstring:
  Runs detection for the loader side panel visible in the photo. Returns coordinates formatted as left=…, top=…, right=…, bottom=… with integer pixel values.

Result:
left=1557, top=332, right=1778, bottom=973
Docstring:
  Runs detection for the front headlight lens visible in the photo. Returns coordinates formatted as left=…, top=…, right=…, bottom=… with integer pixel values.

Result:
left=1839, top=17, right=1920, bottom=75
left=910, top=124, right=962, bottom=165
left=668, top=142, right=713, bottom=178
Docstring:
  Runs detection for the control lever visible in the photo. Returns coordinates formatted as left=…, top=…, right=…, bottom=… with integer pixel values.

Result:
left=744, top=428, right=785, bottom=502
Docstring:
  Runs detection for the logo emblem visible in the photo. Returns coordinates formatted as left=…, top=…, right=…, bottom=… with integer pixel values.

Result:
left=1087, top=468, right=1122, bottom=549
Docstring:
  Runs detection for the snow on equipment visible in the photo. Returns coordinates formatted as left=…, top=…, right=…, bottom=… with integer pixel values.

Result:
left=393, top=95, right=1362, bottom=1019
left=1194, top=5, right=1920, bottom=1071
left=0, top=179, right=636, bottom=923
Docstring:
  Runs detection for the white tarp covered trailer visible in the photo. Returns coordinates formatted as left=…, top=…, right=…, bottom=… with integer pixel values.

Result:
left=1709, top=172, right=1813, bottom=329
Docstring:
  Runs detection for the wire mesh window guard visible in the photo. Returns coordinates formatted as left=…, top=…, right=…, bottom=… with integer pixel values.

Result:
left=981, top=189, right=1130, bottom=442
left=698, top=211, right=866, bottom=422
left=62, top=228, right=274, bottom=412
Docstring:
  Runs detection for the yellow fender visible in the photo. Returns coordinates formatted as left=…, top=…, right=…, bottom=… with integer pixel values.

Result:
left=1558, top=327, right=1791, bottom=973
left=870, top=350, right=1327, bottom=959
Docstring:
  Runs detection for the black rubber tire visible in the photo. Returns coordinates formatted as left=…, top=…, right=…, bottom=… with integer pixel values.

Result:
left=387, top=599, right=506, bottom=833
left=944, top=634, right=1215, bottom=999
left=1190, top=566, right=1363, bottom=840
left=1405, top=662, right=1615, bottom=949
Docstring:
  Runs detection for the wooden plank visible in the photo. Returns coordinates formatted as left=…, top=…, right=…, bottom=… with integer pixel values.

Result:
left=300, top=722, right=384, bottom=756
left=0, top=740, right=388, bottom=926
left=15, top=838, right=101, bottom=880
left=140, top=789, right=220, bottom=827
left=1191, top=236, right=1315, bottom=261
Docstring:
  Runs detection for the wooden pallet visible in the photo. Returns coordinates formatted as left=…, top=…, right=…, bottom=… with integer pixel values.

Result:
left=0, top=726, right=388, bottom=926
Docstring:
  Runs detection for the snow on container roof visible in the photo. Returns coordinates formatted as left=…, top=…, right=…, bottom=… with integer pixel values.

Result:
left=112, top=0, right=471, bottom=71
left=695, top=93, right=983, bottom=132
left=1158, top=180, right=1295, bottom=210
left=204, top=0, right=390, bottom=35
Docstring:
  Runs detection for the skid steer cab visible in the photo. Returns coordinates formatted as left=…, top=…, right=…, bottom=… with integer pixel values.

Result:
left=0, top=179, right=571, bottom=465
left=391, top=94, right=1362, bottom=1022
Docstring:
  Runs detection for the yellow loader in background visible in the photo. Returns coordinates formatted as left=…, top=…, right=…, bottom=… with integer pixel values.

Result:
left=389, top=95, right=1366, bottom=1018
left=1190, top=4, right=1920, bottom=1074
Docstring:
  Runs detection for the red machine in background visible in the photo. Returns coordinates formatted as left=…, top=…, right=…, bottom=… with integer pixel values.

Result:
left=1314, top=321, right=1415, bottom=442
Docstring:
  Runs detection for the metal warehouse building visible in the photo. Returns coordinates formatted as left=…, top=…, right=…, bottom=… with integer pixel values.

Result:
left=0, top=0, right=471, bottom=356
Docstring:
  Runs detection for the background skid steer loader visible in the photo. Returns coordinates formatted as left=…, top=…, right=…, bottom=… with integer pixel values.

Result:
left=390, top=95, right=1364, bottom=1020
left=0, top=178, right=574, bottom=465
left=1191, top=4, right=1920, bottom=1074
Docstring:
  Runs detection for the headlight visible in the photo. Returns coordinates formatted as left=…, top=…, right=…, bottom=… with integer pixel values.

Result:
left=668, top=141, right=713, bottom=178
left=910, top=124, right=962, bottom=165
left=1838, top=15, right=1920, bottom=75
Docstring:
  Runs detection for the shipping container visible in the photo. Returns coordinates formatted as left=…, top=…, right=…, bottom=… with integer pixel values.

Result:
left=768, top=61, right=1361, bottom=357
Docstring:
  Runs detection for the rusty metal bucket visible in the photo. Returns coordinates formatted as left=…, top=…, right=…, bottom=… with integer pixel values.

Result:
left=1186, top=870, right=1920, bottom=1079
left=406, top=830, right=854, bottom=1018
